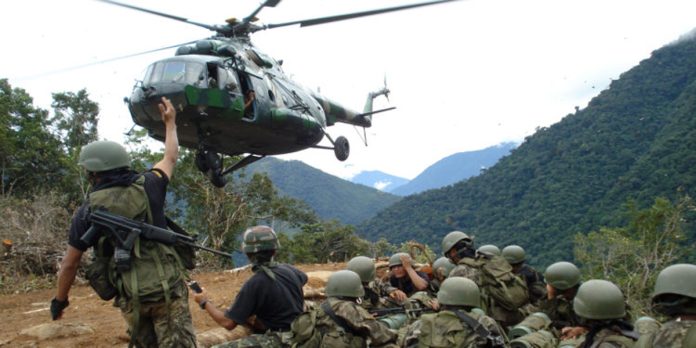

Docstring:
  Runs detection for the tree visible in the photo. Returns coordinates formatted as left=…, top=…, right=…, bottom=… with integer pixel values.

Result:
left=574, top=196, right=693, bottom=315
left=0, top=79, right=67, bottom=197
left=51, top=89, right=99, bottom=155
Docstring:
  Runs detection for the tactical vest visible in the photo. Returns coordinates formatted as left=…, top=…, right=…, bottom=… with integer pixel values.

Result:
left=85, top=175, right=185, bottom=303
left=290, top=300, right=367, bottom=348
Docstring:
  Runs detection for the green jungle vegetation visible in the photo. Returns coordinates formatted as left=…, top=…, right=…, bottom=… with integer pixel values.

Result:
left=359, top=31, right=696, bottom=271
left=242, top=157, right=401, bottom=225
left=0, top=78, right=401, bottom=293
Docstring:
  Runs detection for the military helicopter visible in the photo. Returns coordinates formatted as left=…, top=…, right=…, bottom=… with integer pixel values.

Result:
left=98, top=0, right=459, bottom=187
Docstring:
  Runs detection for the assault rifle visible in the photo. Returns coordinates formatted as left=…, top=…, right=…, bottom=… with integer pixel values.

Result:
left=81, top=209, right=231, bottom=271
left=369, top=305, right=436, bottom=319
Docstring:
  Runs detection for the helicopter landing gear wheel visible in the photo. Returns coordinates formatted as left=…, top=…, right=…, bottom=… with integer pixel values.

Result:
left=199, top=150, right=226, bottom=188
left=195, top=151, right=209, bottom=172
left=334, top=136, right=350, bottom=161
left=208, top=168, right=227, bottom=188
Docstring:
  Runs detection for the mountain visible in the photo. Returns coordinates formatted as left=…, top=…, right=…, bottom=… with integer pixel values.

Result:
left=358, top=30, right=696, bottom=267
left=391, top=142, right=518, bottom=196
left=350, top=170, right=410, bottom=192
left=243, top=157, right=401, bottom=225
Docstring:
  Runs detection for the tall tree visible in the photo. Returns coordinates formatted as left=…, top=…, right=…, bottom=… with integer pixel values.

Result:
left=0, top=79, right=66, bottom=196
left=50, top=89, right=99, bottom=155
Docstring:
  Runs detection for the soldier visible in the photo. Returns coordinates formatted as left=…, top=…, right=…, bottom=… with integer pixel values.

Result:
left=443, top=231, right=530, bottom=328
left=347, top=256, right=400, bottom=311
left=477, top=244, right=502, bottom=256
left=561, top=279, right=638, bottom=347
left=388, top=252, right=430, bottom=302
left=290, top=270, right=398, bottom=347
left=502, top=245, right=546, bottom=305
left=402, top=277, right=507, bottom=348
left=430, top=256, right=456, bottom=292
left=539, top=261, right=583, bottom=336
left=193, top=226, right=308, bottom=347
left=51, top=97, right=198, bottom=347
left=635, top=263, right=696, bottom=347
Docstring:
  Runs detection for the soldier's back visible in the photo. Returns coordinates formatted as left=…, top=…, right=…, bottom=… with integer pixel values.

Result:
left=403, top=310, right=499, bottom=348
left=649, top=319, right=696, bottom=348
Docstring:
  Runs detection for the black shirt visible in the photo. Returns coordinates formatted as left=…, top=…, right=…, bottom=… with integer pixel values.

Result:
left=68, top=170, right=169, bottom=251
left=389, top=271, right=429, bottom=297
left=225, top=264, right=308, bottom=331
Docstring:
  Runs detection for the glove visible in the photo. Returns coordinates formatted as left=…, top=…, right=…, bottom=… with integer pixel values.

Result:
left=50, top=297, right=69, bottom=320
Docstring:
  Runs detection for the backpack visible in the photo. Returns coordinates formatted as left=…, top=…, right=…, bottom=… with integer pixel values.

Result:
left=461, top=254, right=529, bottom=312
left=84, top=175, right=186, bottom=302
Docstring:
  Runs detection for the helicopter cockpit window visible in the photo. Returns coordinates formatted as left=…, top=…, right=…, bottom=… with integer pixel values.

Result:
left=145, top=61, right=205, bottom=85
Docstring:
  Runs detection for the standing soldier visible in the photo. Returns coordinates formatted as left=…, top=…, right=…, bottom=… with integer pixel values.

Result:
left=51, top=97, right=197, bottom=347
left=635, top=263, right=696, bottom=347
left=402, top=277, right=507, bottom=347
left=502, top=245, right=546, bottom=305
left=443, top=231, right=530, bottom=328
left=193, top=226, right=307, bottom=347
left=561, top=279, right=638, bottom=347
left=290, top=270, right=398, bottom=347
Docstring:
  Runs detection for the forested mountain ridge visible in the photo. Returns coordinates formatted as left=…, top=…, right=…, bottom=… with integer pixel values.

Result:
left=243, top=157, right=401, bottom=225
left=358, top=31, right=696, bottom=267
left=391, top=142, right=517, bottom=196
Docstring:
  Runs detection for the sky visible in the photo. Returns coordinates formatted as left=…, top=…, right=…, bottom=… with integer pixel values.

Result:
left=2, top=0, right=695, bottom=180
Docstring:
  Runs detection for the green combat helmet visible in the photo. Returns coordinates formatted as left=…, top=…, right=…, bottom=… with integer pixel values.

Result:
left=241, top=225, right=280, bottom=253
left=326, top=270, right=365, bottom=298
left=573, top=279, right=626, bottom=320
left=78, top=140, right=131, bottom=172
left=432, top=257, right=456, bottom=279
left=441, top=231, right=473, bottom=255
left=503, top=245, right=526, bottom=265
left=389, top=252, right=411, bottom=267
left=437, top=277, right=481, bottom=308
left=544, top=261, right=581, bottom=290
left=347, top=256, right=375, bottom=283
left=652, top=263, right=696, bottom=315
left=477, top=244, right=501, bottom=256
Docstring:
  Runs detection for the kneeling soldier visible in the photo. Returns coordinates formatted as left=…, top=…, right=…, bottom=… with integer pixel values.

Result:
left=402, top=277, right=507, bottom=347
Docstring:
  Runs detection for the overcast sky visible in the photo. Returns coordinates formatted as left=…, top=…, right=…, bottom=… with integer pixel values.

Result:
left=2, top=0, right=695, bottom=180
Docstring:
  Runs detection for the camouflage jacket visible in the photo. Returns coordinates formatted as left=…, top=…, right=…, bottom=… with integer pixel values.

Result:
left=402, top=309, right=505, bottom=348
left=561, top=326, right=638, bottom=348
left=538, top=295, right=581, bottom=330
left=516, top=264, right=547, bottom=305
left=314, top=298, right=398, bottom=348
left=361, top=278, right=399, bottom=311
left=636, top=318, right=696, bottom=348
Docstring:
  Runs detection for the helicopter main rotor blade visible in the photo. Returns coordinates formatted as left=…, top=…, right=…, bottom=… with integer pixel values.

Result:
left=243, top=0, right=282, bottom=25
left=262, top=0, right=461, bottom=31
left=16, top=40, right=198, bottom=81
left=96, top=0, right=219, bottom=32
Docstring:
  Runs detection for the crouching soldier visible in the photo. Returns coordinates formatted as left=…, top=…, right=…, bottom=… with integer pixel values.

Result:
left=290, top=270, right=398, bottom=347
left=193, top=226, right=307, bottom=347
left=635, top=263, right=696, bottom=347
left=402, top=277, right=507, bottom=347
left=560, top=279, right=638, bottom=347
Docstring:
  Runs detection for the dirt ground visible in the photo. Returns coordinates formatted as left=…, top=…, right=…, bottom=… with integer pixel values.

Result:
left=0, top=263, right=346, bottom=347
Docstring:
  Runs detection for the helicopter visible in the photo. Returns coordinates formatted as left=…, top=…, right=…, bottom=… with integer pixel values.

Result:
left=98, top=0, right=459, bottom=187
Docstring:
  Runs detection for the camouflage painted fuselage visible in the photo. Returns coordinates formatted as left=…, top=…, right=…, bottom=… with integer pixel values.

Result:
left=128, top=37, right=371, bottom=157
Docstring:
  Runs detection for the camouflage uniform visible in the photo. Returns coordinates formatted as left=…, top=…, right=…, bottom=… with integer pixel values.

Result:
left=648, top=319, right=696, bottom=348
left=560, top=326, right=637, bottom=348
left=118, top=282, right=196, bottom=348
left=537, top=295, right=581, bottom=330
left=402, top=310, right=503, bottom=347
left=212, top=332, right=283, bottom=348
left=515, top=264, right=546, bottom=305
left=314, top=298, right=398, bottom=347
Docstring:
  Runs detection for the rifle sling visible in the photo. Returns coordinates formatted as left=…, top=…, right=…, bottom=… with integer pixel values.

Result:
left=321, top=301, right=359, bottom=336
left=453, top=310, right=497, bottom=342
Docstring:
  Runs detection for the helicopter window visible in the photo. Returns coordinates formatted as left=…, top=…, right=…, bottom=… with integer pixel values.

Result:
left=146, top=61, right=205, bottom=85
